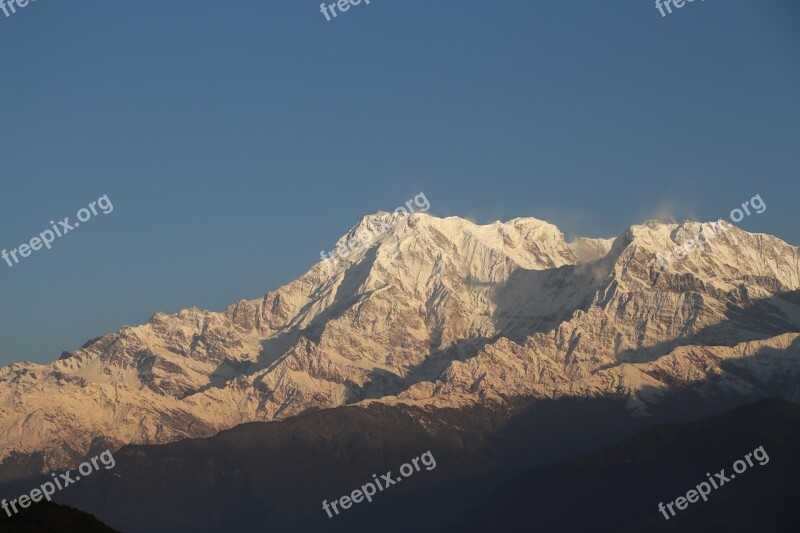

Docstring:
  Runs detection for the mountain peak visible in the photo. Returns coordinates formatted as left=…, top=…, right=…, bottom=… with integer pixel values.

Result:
left=1, top=211, right=799, bottom=471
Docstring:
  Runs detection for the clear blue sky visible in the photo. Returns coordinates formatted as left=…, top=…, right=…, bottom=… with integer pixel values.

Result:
left=1, top=1, right=798, bottom=364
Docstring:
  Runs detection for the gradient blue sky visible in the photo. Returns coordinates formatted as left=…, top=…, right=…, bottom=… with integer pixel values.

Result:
left=1, top=1, right=798, bottom=364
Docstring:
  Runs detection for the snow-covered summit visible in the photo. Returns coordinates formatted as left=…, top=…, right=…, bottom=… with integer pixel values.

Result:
left=1, top=214, right=798, bottom=469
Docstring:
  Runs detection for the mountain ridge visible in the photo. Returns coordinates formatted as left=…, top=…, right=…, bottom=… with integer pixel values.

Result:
left=1, top=212, right=798, bottom=472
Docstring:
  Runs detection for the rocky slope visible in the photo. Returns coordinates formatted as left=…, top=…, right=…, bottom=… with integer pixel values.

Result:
left=1, top=213, right=798, bottom=471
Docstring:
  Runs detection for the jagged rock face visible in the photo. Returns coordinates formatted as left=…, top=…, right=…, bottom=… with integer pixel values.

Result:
left=1, top=214, right=799, bottom=470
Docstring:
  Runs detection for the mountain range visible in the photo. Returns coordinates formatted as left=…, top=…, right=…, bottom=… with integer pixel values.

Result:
left=1, top=212, right=799, bottom=481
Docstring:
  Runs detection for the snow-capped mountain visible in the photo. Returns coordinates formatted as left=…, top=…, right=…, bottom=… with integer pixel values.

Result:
left=1, top=213, right=799, bottom=470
